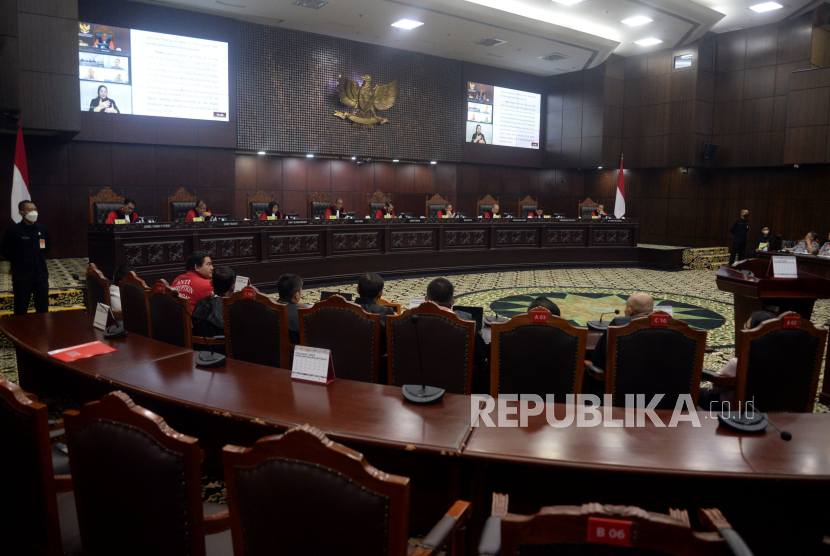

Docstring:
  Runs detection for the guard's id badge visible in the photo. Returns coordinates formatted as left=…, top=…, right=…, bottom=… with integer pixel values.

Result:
left=39, top=239, right=45, bottom=249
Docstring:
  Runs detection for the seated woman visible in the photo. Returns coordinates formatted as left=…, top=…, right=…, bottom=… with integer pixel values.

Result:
left=436, top=204, right=457, bottom=218
left=260, top=201, right=284, bottom=220
left=185, top=200, right=213, bottom=222
left=483, top=204, right=500, bottom=218
left=819, top=232, right=830, bottom=256
left=375, top=201, right=396, bottom=219
left=749, top=225, right=773, bottom=257
left=784, top=231, right=819, bottom=254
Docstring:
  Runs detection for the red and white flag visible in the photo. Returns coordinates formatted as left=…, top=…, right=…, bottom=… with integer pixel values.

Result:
left=11, top=124, right=30, bottom=223
left=614, top=154, right=625, bottom=219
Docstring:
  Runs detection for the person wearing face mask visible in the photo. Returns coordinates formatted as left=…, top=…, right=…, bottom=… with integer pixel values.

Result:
left=728, top=209, right=750, bottom=265
left=1, top=200, right=51, bottom=315
left=750, top=226, right=772, bottom=257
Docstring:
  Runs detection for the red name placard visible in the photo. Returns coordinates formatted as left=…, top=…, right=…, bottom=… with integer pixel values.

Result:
left=651, top=313, right=669, bottom=327
left=156, top=283, right=165, bottom=293
left=530, top=310, right=548, bottom=323
left=243, top=289, right=256, bottom=300
left=783, top=316, right=800, bottom=329
left=587, top=517, right=632, bottom=547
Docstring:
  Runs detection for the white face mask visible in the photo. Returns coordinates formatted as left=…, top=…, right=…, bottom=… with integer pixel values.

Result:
left=23, top=211, right=38, bottom=223
left=762, top=230, right=768, bottom=236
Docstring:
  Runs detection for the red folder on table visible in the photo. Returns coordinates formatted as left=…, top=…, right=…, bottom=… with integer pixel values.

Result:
left=48, top=341, right=117, bottom=362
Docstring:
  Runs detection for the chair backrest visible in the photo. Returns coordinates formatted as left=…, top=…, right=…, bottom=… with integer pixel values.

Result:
left=425, top=193, right=449, bottom=218
left=387, top=301, right=475, bottom=394
left=222, top=424, right=410, bottom=556
left=308, top=190, right=332, bottom=219
left=222, top=288, right=290, bottom=369
left=378, top=297, right=402, bottom=314
left=299, top=295, right=381, bottom=383
left=64, top=391, right=208, bottom=556
left=89, top=187, right=124, bottom=224
left=491, top=312, right=587, bottom=399
left=148, top=280, right=192, bottom=349
left=735, top=311, right=827, bottom=412
left=579, top=197, right=599, bottom=218
left=367, top=189, right=392, bottom=217
left=167, top=187, right=197, bottom=222
left=497, top=503, right=736, bottom=556
left=85, top=263, right=111, bottom=315
left=477, top=194, right=499, bottom=218
left=606, top=313, right=706, bottom=409
left=517, top=195, right=538, bottom=217
left=118, top=271, right=151, bottom=337
left=0, top=379, right=62, bottom=556
left=247, top=189, right=274, bottom=219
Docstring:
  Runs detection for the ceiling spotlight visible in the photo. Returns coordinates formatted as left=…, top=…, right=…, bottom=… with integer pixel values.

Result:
left=550, top=0, right=585, bottom=5
left=598, top=166, right=602, bottom=169
left=749, top=2, right=783, bottom=12
left=257, top=151, right=266, bottom=155
left=430, top=161, right=437, bottom=164
left=391, top=19, right=424, bottom=29
left=351, top=156, right=356, bottom=160
left=621, top=16, right=652, bottom=26
left=306, top=154, right=314, bottom=158
left=393, top=159, right=400, bottom=162
left=634, top=38, right=663, bottom=46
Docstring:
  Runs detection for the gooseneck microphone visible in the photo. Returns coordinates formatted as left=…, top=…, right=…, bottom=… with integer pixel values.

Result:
left=196, top=331, right=227, bottom=367
left=765, top=416, right=792, bottom=441
left=716, top=408, right=792, bottom=441
left=599, top=309, right=620, bottom=323
left=402, top=314, right=445, bottom=405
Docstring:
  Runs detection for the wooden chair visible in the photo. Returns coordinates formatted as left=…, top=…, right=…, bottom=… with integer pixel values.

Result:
left=148, top=279, right=192, bottom=349
left=299, top=294, right=381, bottom=383
left=118, top=271, right=151, bottom=338
left=477, top=194, right=499, bottom=218
left=167, top=187, right=197, bottom=222
left=490, top=312, right=587, bottom=399
left=425, top=193, right=449, bottom=218
left=63, top=391, right=230, bottom=556
left=517, top=195, right=539, bottom=218
left=579, top=197, right=599, bottom=218
left=222, top=287, right=290, bottom=369
left=222, top=424, right=471, bottom=556
left=585, top=312, right=707, bottom=409
left=367, top=189, right=392, bottom=218
left=308, top=190, right=332, bottom=219
left=378, top=297, right=402, bottom=314
left=246, top=189, right=274, bottom=220
left=0, top=379, right=77, bottom=556
left=703, top=311, right=827, bottom=412
left=478, top=493, right=751, bottom=556
left=89, top=187, right=124, bottom=224
left=85, top=263, right=111, bottom=316
left=386, top=301, right=476, bottom=394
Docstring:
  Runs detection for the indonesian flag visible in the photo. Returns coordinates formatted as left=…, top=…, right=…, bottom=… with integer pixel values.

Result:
left=614, top=154, right=625, bottom=219
left=11, top=125, right=30, bottom=224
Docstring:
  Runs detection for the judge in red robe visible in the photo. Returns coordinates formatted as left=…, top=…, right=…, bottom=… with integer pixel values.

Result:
left=375, top=202, right=396, bottom=219
left=105, top=198, right=138, bottom=224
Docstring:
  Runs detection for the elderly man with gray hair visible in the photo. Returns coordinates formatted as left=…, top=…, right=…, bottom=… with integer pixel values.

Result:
left=590, top=292, right=654, bottom=371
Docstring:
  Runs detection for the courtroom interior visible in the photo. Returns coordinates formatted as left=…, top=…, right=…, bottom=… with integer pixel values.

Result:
left=1, top=0, right=830, bottom=553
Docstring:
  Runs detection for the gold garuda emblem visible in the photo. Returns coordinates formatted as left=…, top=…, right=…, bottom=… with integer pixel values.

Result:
left=334, top=74, right=399, bottom=129
left=79, top=23, right=90, bottom=33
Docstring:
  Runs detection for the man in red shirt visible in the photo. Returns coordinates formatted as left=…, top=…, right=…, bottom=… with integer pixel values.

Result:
left=185, top=200, right=212, bottom=222
left=324, top=198, right=345, bottom=219
left=375, top=202, right=396, bottom=219
left=105, top=198, right=138, bottom=224
left=171, top=251, right=214, bottom=313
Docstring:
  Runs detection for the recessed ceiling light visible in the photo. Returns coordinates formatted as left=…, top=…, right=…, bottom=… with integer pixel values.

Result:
left=391, top=19, right=424, bottom=30
left=351, top=156, right=356, bottom=160
left=634, top=38, right=663, bottom=46
left=257, top=151, right=266, bottom=155
left=749, top=2, right=783, bottom=12
left=550, top=0, right=585, bottom=5
left=430, top=161, right=437, bottom=164
left=621, top=16, right=652, bottom=26
left=306, top=154, right=314, bottom=158
left=393, top=159, right=400, bottom=162
left=598, top=166, right=602, bottom=169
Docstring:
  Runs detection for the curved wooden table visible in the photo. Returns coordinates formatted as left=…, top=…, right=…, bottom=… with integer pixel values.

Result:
left=3, top=312, right=828, bottom=553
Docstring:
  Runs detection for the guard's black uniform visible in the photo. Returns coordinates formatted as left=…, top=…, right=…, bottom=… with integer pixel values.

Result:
left=728, top=216, right=750, bottom=265
left=1, top=220, right=50, bottom=315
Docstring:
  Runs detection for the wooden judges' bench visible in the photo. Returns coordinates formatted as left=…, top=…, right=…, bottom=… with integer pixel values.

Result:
left=3, top=311, right=829, bottom=555
left=86, top=218, right=665, bottom=287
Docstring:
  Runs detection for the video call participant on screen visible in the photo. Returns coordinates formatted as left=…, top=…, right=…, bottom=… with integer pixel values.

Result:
left=89, top=85, right=120, bottom=113
left=94, top=32, right=114, bottom=50
left=276, top=273, right=303, bottom=344
left=592, top=205, right=607, bottom=217
left=437, top=204, right=457, bottom=218
left=260, top=201, right=284, bottom=220
left=527, top=208, right=544, bottom=218
left=192, top=266, right=236, bottom=341
left=172, top=251, right=214, bottom=313
left=113, top=58, right=124, bottom=71
left=324, top=198, right=346, bottom=219
left=86, top=68, right=96, bottom=80
left=484, top=204, right=500, bottom=218
left=1, top=201, right=50, bottom=316
left=471, top=124, right=486, bottom=144
left=375, top=202, right=396, bottom=219
left=186, top=200, right=212, bottom=222
left=105, top=198, right=138, bottom=224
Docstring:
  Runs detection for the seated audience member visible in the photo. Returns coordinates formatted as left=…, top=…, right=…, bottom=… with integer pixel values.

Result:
left=527, top=296, right=561, bottom=317
left=785, top=231, right=819, bottom=254
left=191, top=266, right=236, bottom=339
left=750, top=226, right=773, bottom=256
left=819, top=232, right=830, bottom=256
left=354, top=271, right=395, bottom=353
left=324, top=198, right=346, bottom=219
left=109, top=264, right=134, bottom=313
left=591, top=204, right=607, bottom=217
left=437, top=204, right=457, bottom=218
left=483, top=204, right=500, bottom=219
left=171, top=251, right=214, bottom=313
left=527, top=207, right=544, bottom=218
left=590, top=292, right=654, bottom=370
left=424, top=277, right=487, bottom=362
left=375, top=202, right=396, bottom=219
left=260, top=201, right=284, bottom=220
left=185, top=200, right=213, bottom=222
left=105, top=198, right=138, bottom=224
left=276, top=273, right=303, bottom=344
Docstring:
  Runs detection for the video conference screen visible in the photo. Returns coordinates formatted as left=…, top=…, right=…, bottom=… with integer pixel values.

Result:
left=466, top=82, right=540, bottom=149
left=78, top=22, right=229, bottom=121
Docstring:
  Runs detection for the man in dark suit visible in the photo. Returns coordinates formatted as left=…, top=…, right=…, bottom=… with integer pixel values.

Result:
left=425, top=277, right=486, bottom=353
left=590, top=292, right=654, bottom=371
left=728, top=209, right=750, bottom=264
left=276, top=273, right=303, bottom=344
left=354, top=271, right=395, bottom=353
left=527, top=296, right=560, bottom=316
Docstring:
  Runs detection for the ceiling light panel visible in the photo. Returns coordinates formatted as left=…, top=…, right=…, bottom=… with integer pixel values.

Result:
left=550, top=0, right=585, bottom=5
left=621, top=16, right=653, bottom=26
left=391, top=19, right=424, bottom=29
left=634, top=38, right=663, bottom=46
left=749, top=2, right=783, bottom=13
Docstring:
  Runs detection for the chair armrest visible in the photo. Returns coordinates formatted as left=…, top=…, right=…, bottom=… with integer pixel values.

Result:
left=699, top=508, right=753, bottom=556
left=477, top=515, right=502, bottom=556
left=411, top=500, right=472, bottom=556
left=203, top=509, right=231, bottom=535
left=54, top=474, right=73, bottom=493
left=701, top=369, right=736, bottom=387
left=584, top=360, right=605, bottom=381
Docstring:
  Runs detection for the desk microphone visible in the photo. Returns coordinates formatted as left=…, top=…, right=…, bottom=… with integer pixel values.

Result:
left=717, top=409, right=791, bottom=440
left=196, top=333, right=226, bottom=367
left=402, top=314, right=445, bottom=405
left=599, top=309, right=620, bottom=322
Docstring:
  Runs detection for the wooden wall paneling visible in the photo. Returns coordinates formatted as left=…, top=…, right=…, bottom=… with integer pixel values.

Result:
left=624, top=53, right=649, bottom=80
left=74, top=112, right=114, bottom=143
left=305, top=158, right=331, bottom=193
left=19, top=0, right=77, bottom=18
left=199, top=187, right=235, bottom=217
left=155, top=120, right=200, bottom=146
left=669, top=100, right=694, bottom=134
left=26, top=137, right=68, bottom=186
left=562, top=108, right=583, bottom=139
left=743, top=65, right=777, bottom=99
left=19, top=72, right=80, bottom=132
left=393, top=163, right=415, bottom=194
left=776, top=14, right=813, bottom=64
left=604, top=76, right=624, bottom=107
left=811, top=27, right=827, bottom=67
left=282, top=190, right=307, bottom=217
left=786, top=87, right=830, bottom=127
left=582, top=74, right=604, bottom=108
left=281, top=157, right=308, bottom=191
left=69, top=142, right=112, bottom=186
left=412, top=164, right=434, bottom=194
left=784, top=125, right=828, bottom=164
left=434, top=163, right=456, bottom=197
left=0, top=35, right=20, bottom=111
left=197, top=148, right=235, bottom=189
left=111, top=117, right=157, bottom=145
left=69, top=185, right=92, bottom=255
left=698, top=38, right=716, bottom=72
left=666, top=133, right=695, bottom=167
left=773, top=95, right=788, bottom=130
left=254, top=154, right=283, bottom=192
left=671, top=70, right=697, bottom=102
left=624, top=77, right=648, bottom=108
left=713, top=100, right=743, bottom=136
left=600, top=136, right=622, bottom=170
left=745, top=23, right=778, bottom=69
left=667, top=197, right=697, bottom=238
left=715, top=70, right=745, bottom=102
left=456, top=194, right=478, bottom=217
left=580, top=136, right=602, bottom=168
left=790, top=68, right=830, bottom=90
left=17, top=13, right=77, bottom=75
left=645, top=104, right=670, bottom=137
left=582, top=105, right=603, bottom=137
left=112, top=144, right=156, bottom=188
left=648, top=74, right=672, bottom=105
left=563, top=80, right=583, bottom=110
left=547, top=110, right=563, bottom=141
left=639, top=197, right=670, bottom=236
left=455, top=163, right=479, bottom=195
left=605, top=55, right=625, bottom=80
left=603, top=105, right=623, bottom=138
left=561, top=138, right=581, bottom=168
left=235, top=154, right=257, bottom=191
left=740, top=97, right=775, bottom=133
left=694, top=101, right=714, bottom=135
left=696, top=69, right=715, bottom=103
left=717, top=30, right=747, bottom=72
left=776, top=61, right=811, bottom=96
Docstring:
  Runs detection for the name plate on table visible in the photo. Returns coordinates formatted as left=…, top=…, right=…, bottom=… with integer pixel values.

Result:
left=114, top=219, right=127, bottom=224
left=655, top=305, right=673, bottom=316
left=291, top=346, right=335, bottom=384
left=192, top=217, right=204, bottom=222
left=462, top=218, right=474, bottom=222
left=352, top=219, right=367, bottom=224
left=217, top=221, right=241, bottom=227
left=406, top=218, right=423, bottom=223
left=558, top=218, right=578, bottom=222
left=234, top=275, right=251, bottom=292
left=143, top=223, right=172, bottom=229
left=286, top=220, right=309, bottom=225
left=93, top=303, right=116, bottom=331
left=772, top=256, right=798, bottom=279
left=511, top=218, right=528, bottom=223
left=267, top=216, right=276, bottom=220
left=606, top=219, right=624, bottom=223
left=49, top=341, right=117, bottom=363
left=409, top=296, right=425, bottom=309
